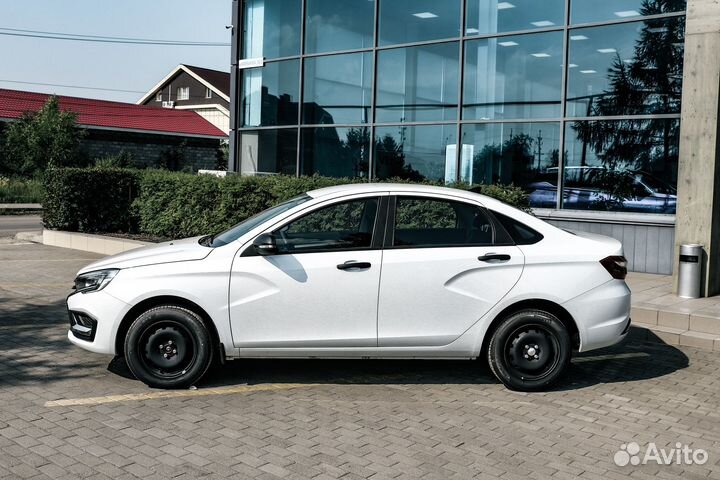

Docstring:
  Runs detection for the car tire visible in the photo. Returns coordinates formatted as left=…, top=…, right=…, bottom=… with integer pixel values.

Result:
left=487, top=309, right=571, bottom=392
left=124, top=305, right=213, bottom=389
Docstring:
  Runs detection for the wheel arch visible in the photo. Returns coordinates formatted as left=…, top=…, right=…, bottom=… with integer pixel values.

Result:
left=115, top=295, right=222, bottom=359
left=481, top=299, right=580, bottom=358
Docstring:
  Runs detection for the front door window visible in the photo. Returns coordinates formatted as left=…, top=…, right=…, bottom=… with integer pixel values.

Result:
left=275, top=197, right=378, bottom=253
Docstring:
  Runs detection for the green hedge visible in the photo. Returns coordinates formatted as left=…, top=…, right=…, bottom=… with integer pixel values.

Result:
left=44, top=168, right=530, bottom=239
left=133, top=172, right=368, bottom=238
left=43, top=168, right=139, bottom=233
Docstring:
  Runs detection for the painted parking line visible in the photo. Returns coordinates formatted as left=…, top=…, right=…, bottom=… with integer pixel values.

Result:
left=0, top=258, right=100, bottom=261
left=44, top=383, right=320, bottom=407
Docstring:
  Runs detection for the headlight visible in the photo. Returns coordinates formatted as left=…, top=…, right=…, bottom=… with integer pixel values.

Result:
left=73, top=269, right=119, bottom=293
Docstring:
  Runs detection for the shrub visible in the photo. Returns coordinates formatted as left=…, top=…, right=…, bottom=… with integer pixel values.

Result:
left=0, top=177, right=44, bottom=203
left=1, top=96, right=87, bottom=177
left=43, top=168, right=139, bottom=233
left=472, top=183, right=530, bottom=212
left=94, top=151, right=136, bottom=169
left=133, top=170, right=226, bottom=239
left=133, top=173, right=365, bottom=238
left=44, top=168, right=530, bottom=239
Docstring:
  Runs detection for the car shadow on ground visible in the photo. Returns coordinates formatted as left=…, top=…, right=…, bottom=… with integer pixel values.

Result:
left=107, top=327, right=689, bottom=392
left=0, top=300, right=108, bottom=386
left=0, top=295, right=691, bottom=392
left=553, top=329, right=690, bottom=391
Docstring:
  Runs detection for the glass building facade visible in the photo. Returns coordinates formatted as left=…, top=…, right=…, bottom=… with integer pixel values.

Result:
left=235, top=0, right=686, bottom=214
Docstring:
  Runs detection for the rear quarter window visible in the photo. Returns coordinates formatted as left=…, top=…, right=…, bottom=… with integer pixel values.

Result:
left=491, top=211, right=544, bottom=245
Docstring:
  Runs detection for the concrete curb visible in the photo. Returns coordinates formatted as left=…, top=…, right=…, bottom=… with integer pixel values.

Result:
left=15, top=231, right=43, bottom=243
left=43, top=229, right=152, bottom=255
left=0, top=203, right=42, bottom=210
left=630, top=323, right=720, bottom=352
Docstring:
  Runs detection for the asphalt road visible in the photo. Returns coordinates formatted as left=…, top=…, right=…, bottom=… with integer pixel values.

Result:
left=0, top=215, right=42, bottom=237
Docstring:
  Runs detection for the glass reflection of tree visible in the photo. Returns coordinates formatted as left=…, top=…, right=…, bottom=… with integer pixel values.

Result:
left=312, top=126, right=370, bottom=178
left=572, top=0, right=684, bottom=210
left=343, top=127, right=371, bottom=178
left=373, top=127, right=424, bottom=181
left=472, top=131, right=559, bottom=188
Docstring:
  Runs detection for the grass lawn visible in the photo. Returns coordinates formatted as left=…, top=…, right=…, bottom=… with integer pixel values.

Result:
left=0, top=178, right=43, bottom=203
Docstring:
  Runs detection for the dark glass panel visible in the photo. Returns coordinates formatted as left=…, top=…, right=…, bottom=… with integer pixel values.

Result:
left=571, top=0, right=686, bottom=24
left=303, top=52, right=373, bottom=125
left=241, top=60, right=300, bottom=127
left=275, top=198, right=378, bottom=253
left=376, top=42, right=459, bottom=123
left=491, top=211, right=543, bottom=245
left=305, top=0, right=374, bottom=54
left=465, top=0, right=565, bottom=35
left=563, top=119, right=678, bottom=213
left=460, top=122, right=561, bottom=209
left=567, top=17, right=685, bottom=117
left=464, top=31, right=563, bottom=120
left=242, top=0, right=301, bottom=59
left=239, top=129, right=298, bottom=175
left=379, top=0, right=461, bottom=46
left=392, top=197, right=495, bottom=247
left=301, top=127, right=371, bottom=178
left=374, top=125, right=457, bottom=182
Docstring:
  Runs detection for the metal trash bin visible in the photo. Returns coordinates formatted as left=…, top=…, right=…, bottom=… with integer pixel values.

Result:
left=678, top=244, right=703, bottom=298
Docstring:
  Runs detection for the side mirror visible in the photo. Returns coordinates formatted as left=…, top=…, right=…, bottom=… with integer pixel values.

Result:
left=253, top=233, right=278, bottom=256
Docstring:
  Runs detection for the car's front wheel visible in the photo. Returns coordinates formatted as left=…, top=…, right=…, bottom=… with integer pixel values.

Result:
left=124, top=305, right=213, bottom=389
left=487, top=309, right=571, bottom=391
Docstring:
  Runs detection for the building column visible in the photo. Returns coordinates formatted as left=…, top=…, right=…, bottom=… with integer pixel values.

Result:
left=674, top=0, right=720, bottom=296
left=228, top=0, right=241, bottom=173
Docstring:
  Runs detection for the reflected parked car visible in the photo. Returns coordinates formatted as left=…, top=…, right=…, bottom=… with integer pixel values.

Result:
left=528, top=166, right=677, bottom=213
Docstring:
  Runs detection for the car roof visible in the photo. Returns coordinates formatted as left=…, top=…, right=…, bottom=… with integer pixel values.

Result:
left=306, top=182, right=559, bottom=236
left=307, top=182, right=496, bottom=204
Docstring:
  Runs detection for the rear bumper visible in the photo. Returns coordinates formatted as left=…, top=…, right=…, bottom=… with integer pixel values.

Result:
left=564, top=279, right=632, bottom=352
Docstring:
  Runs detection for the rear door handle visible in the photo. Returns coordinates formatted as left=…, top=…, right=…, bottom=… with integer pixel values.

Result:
left=337, top=261, right=372, bottom=270
left=478, top=253, right=511, bottom=262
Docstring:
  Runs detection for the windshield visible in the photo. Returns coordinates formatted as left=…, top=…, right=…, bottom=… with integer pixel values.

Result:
left=208, top=194, right=311, bottom=247
left=635, top=172, right=677, bottom=195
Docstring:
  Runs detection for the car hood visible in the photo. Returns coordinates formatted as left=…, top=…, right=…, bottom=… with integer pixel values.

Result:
left=566, top=230, right=624, bottom=256
left=651, top=193, right=676, bottom=200
left=78, top=236, right=212, bottom=274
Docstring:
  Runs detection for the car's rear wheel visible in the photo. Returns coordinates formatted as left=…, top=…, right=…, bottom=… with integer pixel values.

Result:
left=487, top=309, right=571, bottom=391
left=124, top=305, right=213, bottom=389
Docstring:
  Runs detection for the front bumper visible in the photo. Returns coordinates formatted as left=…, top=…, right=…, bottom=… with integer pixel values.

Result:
left=564, top=279, right=632, bottom=352
left=66, top=290, right=130, bottom=355
left=68, top=310, right=98, bottom=342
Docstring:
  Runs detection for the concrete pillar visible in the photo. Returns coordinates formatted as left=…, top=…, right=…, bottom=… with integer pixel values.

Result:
left=674, top=0, right=720, bottom=296
left=228, top=0, right=241, bottom=173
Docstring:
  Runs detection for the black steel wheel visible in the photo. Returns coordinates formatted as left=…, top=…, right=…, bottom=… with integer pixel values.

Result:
left=124, top=305, right=213, bottom=389
left=487, top=309, right=571, bottom=391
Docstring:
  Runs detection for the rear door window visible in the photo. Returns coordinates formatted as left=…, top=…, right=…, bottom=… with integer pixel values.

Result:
left=391, top=196, right=499, bottom=247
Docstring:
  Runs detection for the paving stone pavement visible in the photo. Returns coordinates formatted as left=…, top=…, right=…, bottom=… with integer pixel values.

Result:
left=0, top=243, right=719, bottom=479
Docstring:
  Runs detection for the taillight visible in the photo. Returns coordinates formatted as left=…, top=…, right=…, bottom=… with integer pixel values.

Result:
left=600, top=256, right=628, bottom=279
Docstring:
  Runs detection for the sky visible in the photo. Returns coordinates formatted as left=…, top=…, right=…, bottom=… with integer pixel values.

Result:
left=0, top=0, right=231, bottom=103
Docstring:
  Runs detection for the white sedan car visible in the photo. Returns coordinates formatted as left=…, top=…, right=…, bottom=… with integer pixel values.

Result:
left=67, top=184, right=631, bottom=391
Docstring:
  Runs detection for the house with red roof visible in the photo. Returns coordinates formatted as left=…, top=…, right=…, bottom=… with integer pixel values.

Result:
left=0, top=88, right=228, bottom=171
left=137, top=64, right=230, bottom=134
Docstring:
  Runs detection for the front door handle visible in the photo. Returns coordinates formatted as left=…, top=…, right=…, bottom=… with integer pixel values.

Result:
left=337, top=261, right=372, bottom=270
left=478, top=253, right=511, bottom=262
